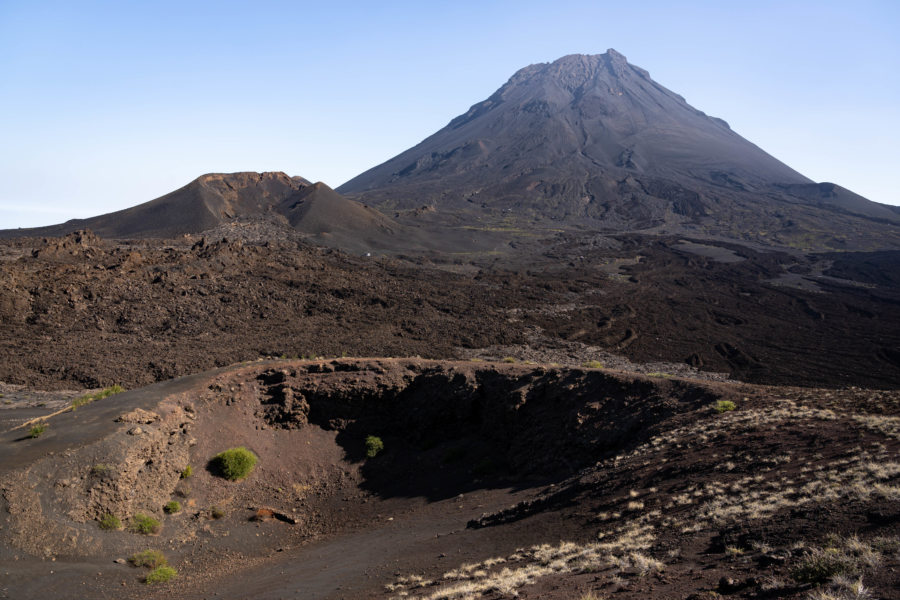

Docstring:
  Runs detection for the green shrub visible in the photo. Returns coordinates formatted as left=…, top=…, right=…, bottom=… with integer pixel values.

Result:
left=501, top=356, right=517, bottom=363
left=715, top=400, right=737, bottom=413
left=28, top=422, right=47, bottom=438
left=129, top=513, right=161, bottom=535
left=129, top=549, right=167, bottom=569
left=180, top=465, right=193, bottom=479
left=212, top=447, right=258, bottom=481
left=365, top=435, right=384, bottom=458
left=98, top=514, right=122, bottom=530
left=145, top=565, right=177, bottom=584
left=210, top=506, right=225, bottom=519
left=164, top=501, right=181, bottom=514
left=582, top=360, right=604, bottom=369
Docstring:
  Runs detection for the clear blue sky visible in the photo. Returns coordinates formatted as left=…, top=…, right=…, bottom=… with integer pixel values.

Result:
left=2, top=0, right=898, bottom=228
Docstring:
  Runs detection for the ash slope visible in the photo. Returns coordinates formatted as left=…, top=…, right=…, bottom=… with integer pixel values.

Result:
left=340, top=50, right=900, bottom=250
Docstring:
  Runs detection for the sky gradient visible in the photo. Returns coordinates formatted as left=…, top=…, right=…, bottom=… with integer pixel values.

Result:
left=2, top=0, right=898, bottom=228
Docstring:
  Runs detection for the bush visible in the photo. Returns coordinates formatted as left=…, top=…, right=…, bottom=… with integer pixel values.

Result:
left=129, top=549, right=167, bottom=569
left=212, top=447, right=258, bottom=481
left=145, top=565, right=177, bottom=584
left=98, top=514, right=122, bottom=530
left=715, top=400, right=737, bottom=413
left=28, top=422, right=47, bottom=438
left=792, top=548, right=861, bottom=583
left=129, top=513, right=161, bottom=535
left=210, top=506, right=225, bottom=519
left=501, top=356, right=517, bottom=363
left=180, top=465, right=193, bottom=479
left=365, top=435, right=384, bottom=458
left=164, top=501, right=181, bottom=514
left=582, top=360, right=604, bottom=369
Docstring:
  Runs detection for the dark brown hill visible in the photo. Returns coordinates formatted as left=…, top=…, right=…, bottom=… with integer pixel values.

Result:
left=339, top=50, right=900, bottom=250
left=0, top=172, right=420, bottom=254
left=2, top=172, right=310, bottom=239
left=1, top=172, right=520, bottom=255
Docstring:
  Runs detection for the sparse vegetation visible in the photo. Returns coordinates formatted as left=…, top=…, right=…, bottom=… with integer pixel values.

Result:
left=28, top=422, right=47, bottom=438
left=501, top=356, right=517, bottom=363
left=212, top=446, right=258, bottom=480
left=98, top=513, right=121, bottom=530
left=806, top=576, right=872, bottom=600
left=365, top=435, right=384, bottom=458
left=129, top=513, right=161, bottom=535
left=791, top=537, right=879, bottom=584
left=91, top=463, right=112, bottom=475
left=164, top=501, right=182, bottom=514
left=715, top=400, right=737, bottom=413
left=180, top=465, right=193, bottom=479
left=388, top=524, right=660, bottom=599
left=129, top=549, right=167, bottom=569
left=582, top=360, right=604, bottom=369
left=210, top=506, right=225, bottom=519
left=71, top=385, right=124, bottom=410
left=145, top=565, right=177, bottom=584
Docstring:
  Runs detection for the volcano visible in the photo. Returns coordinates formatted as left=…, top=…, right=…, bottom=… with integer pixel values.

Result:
left=0, top=172, right=409, bottom=253
left=339, top=50, right=900, bottom=249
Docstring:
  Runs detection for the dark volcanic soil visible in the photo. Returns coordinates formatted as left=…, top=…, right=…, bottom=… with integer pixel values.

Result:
left=1, top=358, right=897, bottom=600
left=1, top=229, right=899, bottom=390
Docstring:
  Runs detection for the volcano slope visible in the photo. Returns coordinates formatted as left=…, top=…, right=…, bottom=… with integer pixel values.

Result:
left=0, top=358, right=898, bottom=600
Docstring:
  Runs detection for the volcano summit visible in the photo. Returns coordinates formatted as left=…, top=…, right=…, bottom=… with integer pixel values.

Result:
left=340, top=50, right=900, bottom=250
